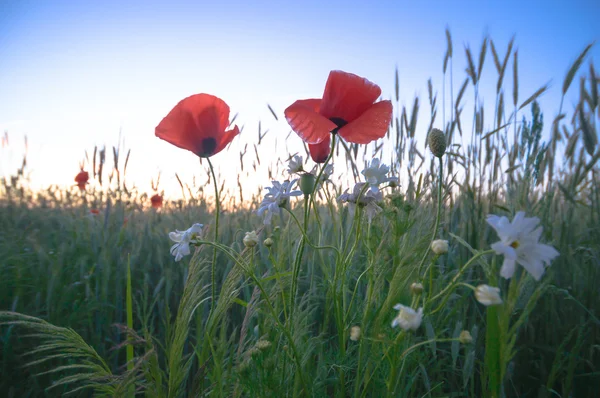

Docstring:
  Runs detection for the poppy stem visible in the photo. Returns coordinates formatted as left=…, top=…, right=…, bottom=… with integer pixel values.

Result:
left=207, top=157, right=220, bottom=312
left=290, top=135, right=337, bottom=314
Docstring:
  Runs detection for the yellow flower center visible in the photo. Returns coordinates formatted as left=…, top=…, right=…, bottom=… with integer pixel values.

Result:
left=510, top=240, right=520, bottom=249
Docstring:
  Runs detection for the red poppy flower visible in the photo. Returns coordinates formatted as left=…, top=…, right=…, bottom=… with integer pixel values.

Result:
left=285, top=70, right=393, bottom=145
left=75, top=171, right=89, bottom=190
left=155, top=93, right=240, bottom=158
left=89, top=208, right=100, bottom=215
left=150, top=194, right=163, bottom=209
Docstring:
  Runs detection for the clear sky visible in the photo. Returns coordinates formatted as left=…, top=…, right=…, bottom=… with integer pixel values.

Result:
left=1, top=0, right=598, bottom=201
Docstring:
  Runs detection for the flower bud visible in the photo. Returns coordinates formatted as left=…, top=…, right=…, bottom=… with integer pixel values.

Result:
left=299, top=172, right=316, bottom=196
left=256, top=339, right=272, bottom=351
left=431, top=239, right=449, bottom=255
left=428, top=128, right=447, bottom=157
left=243, top=231, right=259, bottom=248
left=263, top=237, right=274, bottom=247
left=349, top=326, right=361, bottom=341
left=410, top=282, right=424, bottom=295
left=475, top=284, right=503, bottom=306
left=459, top=330, right=473, bottom=344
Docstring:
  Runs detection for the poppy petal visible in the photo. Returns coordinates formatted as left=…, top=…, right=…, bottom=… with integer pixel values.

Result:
left=285, top=99, right=337, bottom=145
left=320, top=70, right=382, bottom=123
left=214, top=125, right=240, bottom=155
left=337, top=100, right=393, bottom=144
left=155, top=94, right=233, bottom=157
left=308, top=135, right=331, bottom=163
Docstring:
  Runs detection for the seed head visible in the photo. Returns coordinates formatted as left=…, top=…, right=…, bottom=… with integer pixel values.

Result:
left=299, top=172, right=316, bottom=196
left=428, top=128, right=447, bottom=157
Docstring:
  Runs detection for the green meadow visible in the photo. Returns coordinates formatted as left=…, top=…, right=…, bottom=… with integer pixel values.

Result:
left=1, top=34, right=599, bottom=397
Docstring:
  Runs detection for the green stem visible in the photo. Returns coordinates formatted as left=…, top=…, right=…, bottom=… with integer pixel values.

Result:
left=353, top=223, right=376, bottom=397
left=207, top=158, right=220, bottom=313
left=426, top=249, right=495, bottom=314
left=289, top=196, right=310, bottom=318
left=417, top=156, right=444, bottom=277
left=288, top=134, right=337, bottom=320
left=387, top=337, right=461, bottom=396
left=195, top=239, right=310, bottom=395
left=283, top=207, right=341, bottom=257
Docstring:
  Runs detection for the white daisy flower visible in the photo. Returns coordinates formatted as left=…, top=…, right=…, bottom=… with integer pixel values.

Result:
left=475, top=284, right=503, bottom=306
left=169, top=223, right=204, bottom=262
left=391, top=304, right=423, bottom=331
left=361, top=158, right=397, bottom=191
left=487, top=212, right=559, bottom=281
left=338, top=182, right=383, bottom=222
left=257, top=180, right=302, bottom=225
left=287, top=155, right=303, bottom=174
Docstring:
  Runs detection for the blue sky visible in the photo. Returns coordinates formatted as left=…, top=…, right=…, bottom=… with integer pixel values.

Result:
left=1, top=0, right=598, bottom=199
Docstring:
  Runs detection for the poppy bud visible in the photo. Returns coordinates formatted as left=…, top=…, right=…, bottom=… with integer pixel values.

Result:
left=428, top=128, right=447, bottom=158
left=299, top=173, right=316, bottom=196
left=264, top=238, right=274, bottom=248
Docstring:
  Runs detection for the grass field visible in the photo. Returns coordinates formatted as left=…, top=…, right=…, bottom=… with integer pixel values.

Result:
left=1, top=34, right=599, bottom=397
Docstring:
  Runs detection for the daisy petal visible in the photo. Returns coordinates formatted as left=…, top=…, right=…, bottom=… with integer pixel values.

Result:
left=169, top=232, right=183, bottom=242
left=500, top=258, right=517, bottom=279
left=518, top=257, right=545, bottom=281
left=491, top=242, right=517, bottom=260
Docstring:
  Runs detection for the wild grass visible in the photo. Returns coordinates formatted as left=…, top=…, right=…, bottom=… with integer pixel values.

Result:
left=1, top=33, right=599, bottom=397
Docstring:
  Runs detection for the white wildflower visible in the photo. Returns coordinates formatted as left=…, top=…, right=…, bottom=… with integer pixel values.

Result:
left=431, top=239, right=449, bottom=255
left=361, top=158, right=396, bottom=191
left=391, top=304, right=423, bottom=331
left=257, top=180, right=302, bottom=225
left=475, top=284, right=503, bottom=306
left=322, top=164, right=334, bottom=181
left=338, top=182, right=383, bottom=222
left=487, top=212, right=559, bottom=281
left=169, top=223, right=203, bottom=262
left=287, top=155, right=303, bottom=174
